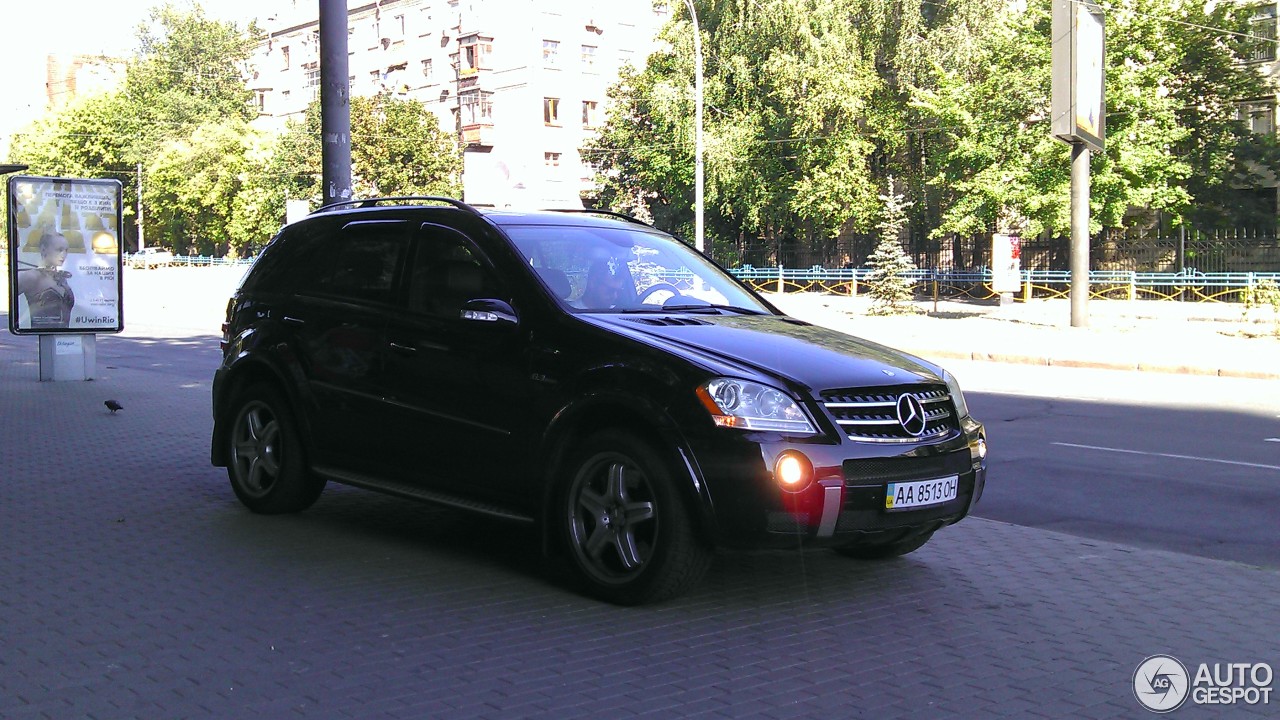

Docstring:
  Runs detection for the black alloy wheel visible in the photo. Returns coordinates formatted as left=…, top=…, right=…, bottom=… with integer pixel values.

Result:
left=226, top=383, right=325, bottom=514
left=562, top=430, right=711, bottom=605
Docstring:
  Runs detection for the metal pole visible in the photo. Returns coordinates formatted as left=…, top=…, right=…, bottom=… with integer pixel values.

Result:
left=319, top=0, right=352, bottom=207
left=1070, top=142, right=1090, bottom=327
left=685, top=0, right=704, bottom=256
left=136, top=162, right=144, bottom=252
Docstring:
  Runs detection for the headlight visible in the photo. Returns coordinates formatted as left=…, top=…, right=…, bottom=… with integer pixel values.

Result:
left=943, top=370, right=969, bottom=419
left=696, top=378, right=818, bottom=435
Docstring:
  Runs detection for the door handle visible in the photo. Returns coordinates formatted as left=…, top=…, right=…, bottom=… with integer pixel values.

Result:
left=282, top=316, right=305, bottom=325
left=389, top=341, right=417, bottom=354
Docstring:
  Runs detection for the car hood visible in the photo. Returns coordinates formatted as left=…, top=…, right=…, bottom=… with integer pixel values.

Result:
left=581, top=312, right=944, bottom=392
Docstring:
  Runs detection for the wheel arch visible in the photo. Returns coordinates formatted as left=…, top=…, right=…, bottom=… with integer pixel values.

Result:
left=534, top=391, right=719, bottom=554
left=211, top=355, right=311, bottom=467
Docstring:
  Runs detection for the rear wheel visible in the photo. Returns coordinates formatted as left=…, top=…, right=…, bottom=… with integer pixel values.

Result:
left=226, top=383, right=325, bottom=514
left=834, top=530, right=934, bottom=560
left=560, top=430, right=712, bottom=605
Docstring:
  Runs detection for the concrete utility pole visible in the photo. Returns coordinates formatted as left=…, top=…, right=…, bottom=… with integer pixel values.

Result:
left=1051, top=0, right=1105, bottom=328
left=319, top=0, right=352, bottom=207
left=1069, top=144, right=1090, bottom=326
left=685, top=0, right=704, bottom=256
left=137, top=162, right=145, bottom=251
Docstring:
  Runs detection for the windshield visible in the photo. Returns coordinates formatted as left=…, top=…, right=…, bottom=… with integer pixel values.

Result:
left=505, top=223, right=772, bottom=314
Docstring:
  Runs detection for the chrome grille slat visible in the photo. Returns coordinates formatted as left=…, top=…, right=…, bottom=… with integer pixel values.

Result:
left=820, top=384, right=958, bottom=443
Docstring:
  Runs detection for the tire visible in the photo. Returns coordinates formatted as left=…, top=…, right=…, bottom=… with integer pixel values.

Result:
left=559, top=430, right=712, bottom=605
left=225, top=382, right=325, bottom=514
left=834, top=529, right=934, bottom=560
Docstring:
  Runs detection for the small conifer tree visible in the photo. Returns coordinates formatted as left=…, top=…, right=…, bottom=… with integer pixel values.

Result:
left=866, top=177, right=918, bottom=315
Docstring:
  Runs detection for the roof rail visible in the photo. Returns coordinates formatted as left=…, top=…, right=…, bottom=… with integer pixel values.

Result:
left=543, top=208, right=652, bottom=227
left=310, top=196, right=483, bottom=217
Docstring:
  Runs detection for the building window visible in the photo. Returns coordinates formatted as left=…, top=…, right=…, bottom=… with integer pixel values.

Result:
left=1247, top=5, right=1278, bottom=62
left=393, top=14, right=406, bottom=39
left=618, top=48, right=635, bottom=68
left=460, top=90, right=494, bottom=126
left=421, top=58, right=434, bottom=80
left=370, top=70, right=382, bottom=88
left=304, top=62, right=320, bottom=99
left=654, top=1, right=670, bottom=17
left=254, top=90, right=266, bottom=113
left=543, top=39, right=560, bottom=65
left=458, top=35, right=492, bottom=74
left=544, top=97, right=560, bottom=125
left=281, top=45, right=291, bottom=71
left=545, top=152, right=562, bottom=167
left=582, top=100, right=599, bottom=128
left=1238, top=100, right=1276, bottom=134
left=581, top=44, right=597, bottom=69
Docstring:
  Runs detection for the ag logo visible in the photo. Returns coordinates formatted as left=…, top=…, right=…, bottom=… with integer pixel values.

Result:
left=1135, top=655, right=1190, bottom=713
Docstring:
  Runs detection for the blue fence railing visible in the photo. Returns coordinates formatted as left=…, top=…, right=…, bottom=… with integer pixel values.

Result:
left=122, top=253, right=255, bottom=267
left=727, top=265, right=1280, bottom=303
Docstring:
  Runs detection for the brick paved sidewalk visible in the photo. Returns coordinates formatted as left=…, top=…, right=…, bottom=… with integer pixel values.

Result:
left=2, top=299, right=1278, bottom=718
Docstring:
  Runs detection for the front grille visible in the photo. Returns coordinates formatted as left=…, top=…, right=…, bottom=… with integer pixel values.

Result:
left=842, top=450, right=972, bottom=485
left=820, top=384, right=957, bottom=443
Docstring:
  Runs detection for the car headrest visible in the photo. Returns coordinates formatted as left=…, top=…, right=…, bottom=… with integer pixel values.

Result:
left=539, top=267, right=572, bottom=299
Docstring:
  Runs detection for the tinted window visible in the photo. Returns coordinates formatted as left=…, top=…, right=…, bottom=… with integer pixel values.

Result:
left=406, top=225, right=501, bottom=317
left=295, top=221, right=409, bottom=303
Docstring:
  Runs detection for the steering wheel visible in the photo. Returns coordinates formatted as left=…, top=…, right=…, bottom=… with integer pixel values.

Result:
left=636, top=282, right=683, bottom=305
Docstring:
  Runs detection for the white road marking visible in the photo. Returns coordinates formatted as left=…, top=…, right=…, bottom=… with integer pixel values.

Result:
left=1266, top=438, right=1280, bottom=444
left=1052, top=443, right=1280, bottom=471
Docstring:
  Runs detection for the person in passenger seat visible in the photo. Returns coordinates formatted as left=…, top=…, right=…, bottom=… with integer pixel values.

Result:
left=581, top=256, right=634, bottom=309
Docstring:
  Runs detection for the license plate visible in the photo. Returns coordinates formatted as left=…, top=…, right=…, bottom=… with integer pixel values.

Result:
left=885, top=476, right=959, bottom=511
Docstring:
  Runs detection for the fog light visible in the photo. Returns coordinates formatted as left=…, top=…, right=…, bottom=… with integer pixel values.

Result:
left=774, top=451, right=813, bottom=492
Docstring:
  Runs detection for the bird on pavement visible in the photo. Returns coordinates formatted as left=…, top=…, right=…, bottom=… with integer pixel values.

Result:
left=104, top=400, right=123, bottom=414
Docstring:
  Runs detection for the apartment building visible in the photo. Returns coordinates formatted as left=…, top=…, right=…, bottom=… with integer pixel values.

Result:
left=244, top=0, right=675, bottom=207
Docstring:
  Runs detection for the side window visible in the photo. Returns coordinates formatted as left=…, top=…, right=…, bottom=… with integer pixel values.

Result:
left=296, top=223, right=408, bottom=303
left=407, top=227, right=501, bottom=317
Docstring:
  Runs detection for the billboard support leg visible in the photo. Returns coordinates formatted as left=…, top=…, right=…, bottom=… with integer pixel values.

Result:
left=39, top=334, right=96, bottom=381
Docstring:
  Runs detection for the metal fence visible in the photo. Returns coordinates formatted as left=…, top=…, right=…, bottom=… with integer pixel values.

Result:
left=728, top=266, right=1280, bottom=303
left=735, top=228, right=1280, bottom=275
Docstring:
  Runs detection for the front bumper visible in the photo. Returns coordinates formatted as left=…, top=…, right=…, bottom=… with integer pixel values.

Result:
left=694, top=424, right=987, bottom=549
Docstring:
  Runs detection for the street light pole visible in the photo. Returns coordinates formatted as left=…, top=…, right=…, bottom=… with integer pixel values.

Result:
left=685, top=0, right=705, bottom=255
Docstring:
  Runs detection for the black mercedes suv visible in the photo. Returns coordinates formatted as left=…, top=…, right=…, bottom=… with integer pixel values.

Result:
left=211, top=197, right=987, bottom=604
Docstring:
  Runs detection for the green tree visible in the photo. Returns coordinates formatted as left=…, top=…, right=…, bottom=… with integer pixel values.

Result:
left=142, top=119, right=270, bottom=256
left=865, top=177, right=919, bottom=314
left=10, top=2, right=262, bottom=252
left=124, top=2, right=260, bottom=156
left=270, top=93, right=462, bottom=206
left=588, top=0, right=884, bottom=262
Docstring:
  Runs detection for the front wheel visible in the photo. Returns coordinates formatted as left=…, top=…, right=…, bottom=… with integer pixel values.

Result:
left=225, top=383, right=325, bottom=514
left=560, top=430, right=712, bottom=605
left=834, top=530, right=934, bottom=560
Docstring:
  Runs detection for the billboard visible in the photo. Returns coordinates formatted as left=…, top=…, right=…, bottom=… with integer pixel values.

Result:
left=8, top=176, right=124, bottom=335
left=1051, top=0, right=1105, bottom=152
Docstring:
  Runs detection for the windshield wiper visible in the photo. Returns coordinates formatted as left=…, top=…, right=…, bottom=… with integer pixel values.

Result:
left=660, top=303, right=769, bottom=315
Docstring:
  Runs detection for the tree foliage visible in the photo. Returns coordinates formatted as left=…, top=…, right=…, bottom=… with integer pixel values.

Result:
left=866, top=177, right=919, bottom=314
left=271, top=94, right=462, bottom=206
left=590, top=0, right=1280, bottom=264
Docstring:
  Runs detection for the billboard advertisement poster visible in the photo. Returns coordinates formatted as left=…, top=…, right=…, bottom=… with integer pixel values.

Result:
left=992, top=233, right=1022, bottom=294
left=7, top=176, right=125, bottom=335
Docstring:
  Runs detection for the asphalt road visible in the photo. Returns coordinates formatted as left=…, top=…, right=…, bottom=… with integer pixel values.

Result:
left=950, top=360, right=1280, bottom=569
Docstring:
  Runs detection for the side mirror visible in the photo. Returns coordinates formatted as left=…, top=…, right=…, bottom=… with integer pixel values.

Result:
left=460, top=298, right=518, bottom=326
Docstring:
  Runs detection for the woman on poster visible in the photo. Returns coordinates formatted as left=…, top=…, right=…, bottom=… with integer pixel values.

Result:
left=16, top=230, right=75, bottom=329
